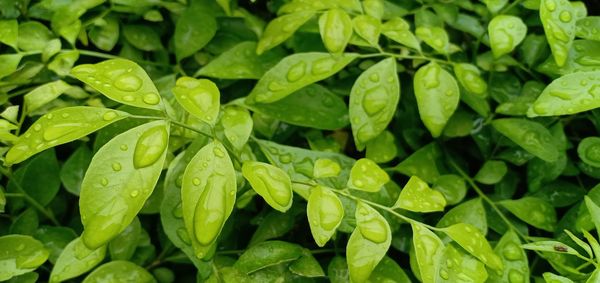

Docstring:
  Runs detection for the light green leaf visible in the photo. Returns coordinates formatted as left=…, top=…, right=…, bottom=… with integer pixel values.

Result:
left=411, top=223, right=444, bottom=283
left=82, top=261, right=156, bottom=283
left=395, top=176, right=446, bottom=212
left=453, top=63, right=487, bottom=96
left=172, top=77, right=220, bottom=126
left=80, top=121, right=169, bottom=249
left=437, top=198, right=487, bottom=234
left=234, top=241, right=303, bottom=274
left=363, top=0, right=384, bottom=19
left=49, top=237, right=106, bottom=283
left=483, top=0, right=508, bottom=13
left=540, top=0, right=577, bottom=66
left=6, top=107, right=128, bottom=165
left=528, top=71, right=600, bottom=117
left=488, top=15, right=527, bottom=58
left=394, top=143, right=442, bottom=183
left=182, top=140, right=236, bottom=259
left=247, top=52, right=358, bottom=103
left=42, top=39, right=61, bottom=63
left=196, top=41, right=284, bottom=79
left=257, top=11, right=315, bottom=55
left=89, top=15, right=119, bottom=51
left=578, top=137, right=600, bottom=167
left=522, top=241, right=580, bottom=255
left=71, top=59, right=163, bottom=110
left=242, top=161, right=293, bottom=212
left=0, top=19, right=18, bottom=49
left=474, top=160, right=508, bottom=185
left=353, top=15, right=381, bottom=47
left=122, top=25, right=162, bottom=51
left=0, top=54, right=22, bottom=79
left=382, top=17, right=421, bottom=51
left=414, top=62, right=460, bottom=137
left=543, top=272, right=574, bottom=283
left=307, top=185, right=344, bottom=247
left=436, top=244, right=488, bottom=283
left=347, top=201, right=391, bottom=282
left=289, top=249, right=325, bottom=277
left=442, top=223, right=503, bottom=270
left=585, top=196, right=600, bottom=235
left=488, top=230, right=529, bottom=283
left=48, top=50, right=79, bottom=77
left=17, top=21, right=53, bottom=51
left=491, top=118, right=559, bottom=162
left=349, top=57, right=399, bottom=149
left=174, top=4, right=216, bottom=60
left=347, top=158, right=389, bottom=192
left=313, top=158, right=341, bottom=178
left=0, top=235, right=49, bottom=281
left=576, top=16, right=600, bottom=41
left=318, top=9, right=352, bottom=53
left=108, top=217, right=141, bottom=260
left=23, top=80, right=71, bottom=114
left=416, top=26, right=449, bottom=54
left=499, top=197, right=557, bottom=232
left=221, top=106, right=253, bottom=150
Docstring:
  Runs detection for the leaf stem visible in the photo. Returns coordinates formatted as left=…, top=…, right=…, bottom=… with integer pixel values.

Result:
left=9, top=180, right=60, bottom=226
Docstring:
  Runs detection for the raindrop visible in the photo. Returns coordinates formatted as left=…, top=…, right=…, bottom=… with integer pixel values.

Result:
left=113, top=73, right=142, bottom=92
left=143, top=93, right=160, bottom=105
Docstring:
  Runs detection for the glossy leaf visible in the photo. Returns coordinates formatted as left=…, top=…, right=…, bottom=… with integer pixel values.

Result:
left=247, top=52, right=358, bottom=103
left=528, top=71, right=600, bottom=117
left=436, top=244, right=488, bottom=283
left=540, top=0, right=577, bottom=66
left=182, top=141, right=236, bottom=259
left=307, top=185, right=344, bottom=246
left=172, top=77, right=220, bottom=126
left=257, top=11, right=315, bottom=55
left=234, top=241, right=303, bottom=274
left=499, top=197, right=557, bottom=232
left=395, top=176, right=446, bottom=212
left=60, top=144, right=92, bottom=196
left=432, top=174, right=467, bottom=205
left=242, top=161, right=293, bottom=212
left=0, top=54, right=22, bottom=79
left=381, top=17, right=420, bottom=51
left=89, top=15, right=119, bottom=51
left=82, top=261, right=155, bottom=283
left=79, top=121, right=169, bottom=249
left=108, top=217, right=141, bottom=260
left=442, top=223, right=503, bottom=270
left=492, top=118, right=560, bottom=162
left=71, top=59, right=163, bottom=110
left=367, top=256, right=411, bottom=282
left=6, top=107, right=128, bottom=165
left=0, top=235, right=49, bottom=281
left=289, top=249, right=325, bottom=277
left=122, top=25, right=162, bottom=51
left=543, top=273, right=575, bottom=283
left=347, top=201, right=391, bottom=282
left=454, top=63, right=487, bottom=95
left=489, top=15, right=527, bottom=58
left=49, top=237, right=106, bottom=283
left=347, top=158, right=389, bottom=192
left=353, top=15, right=381, bottom=47
left=0, top=19, right=18, bottom=48
left=474, top=160, right=508, bottom=185
left=349, top=57, right=399, bottom=149
left=411, top=223, right=445, bottom=283
left=221, top=106, right=253, bottom=150
left=394, top=143, right=442, bottom=183
left=414, top=62, right=460, bottom=137
left=174, top=4, right=216, bottom=60
left=576, top=17, right=600, bottom=41
left=318, top=9, right=352, bottom=53
left=23, top=80, right=71, bottom=114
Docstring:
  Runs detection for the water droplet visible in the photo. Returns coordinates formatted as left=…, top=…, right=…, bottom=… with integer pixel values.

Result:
left=101, top=178, right=108, bottom=186
left=254, top=166, right=291, bottom=207
left=122, top=95, right=135, bottom=102
left=42, top=122, right=86, bottom=141
left=268, top=81, right=285, bottom=92
left=508, top=269, right=525, bottom=283
left=559, top=11, right=572, bottom=23
left=545, top=0, right=556, bottom=11
left=103, top=111, right=118, bottom=121
left=33, top=124, right=42, bottom=131
left=133, top=124, right=168, bottom=168
left=193, top=178, right=201, bottom=185
left=194, top=175, right=226, bottom=245
left=120, top=144, right=128, bottom=151
left=112, top=162, right=122, bottom=171
left=279, top=153, right=292, bottom=164
left=47, top=113, right=53, bottom=119
left=312, top=57, right=336, bottom=75
left=439, top=269, right=449, bottom=280
left=362, top=87, right=388, bottom=115
left=114, top=73, right=142, bottom=92
left=143, top=93, right=160, bottom=105
left=172, top=203, right=183, bottom=218
left=286, top=61, right=306, bottom=82
left=353, top=179, right=364, bottom=188
left=130, top=190, right=139, bottom=197
left=422, top=64, right=440, bottom=89
left=15, top=244, right=25, bottom=251
left=318, top=192, right=343, bottom=230
left=213, top=146, right=225, bottom=158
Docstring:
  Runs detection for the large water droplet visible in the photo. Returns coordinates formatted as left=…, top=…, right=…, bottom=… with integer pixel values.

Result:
left=311, top=57, right=336, bottom=75
left=194, top=175, right=226, bottom=245
left=286, top=61, right=306, bottom=82
left=279, top=153, right=292, bottom=164
left=508, top=269, right=525, bottom=283
left=130, top=190, right=139, bottom=198
left=362, top=87, right=388, bottom=116
left=133, top=124, right=168, bottom=168
left=422, top=65, right=440, bottom=89
left=213, top=146, right=225, bottom=158
left=358, top=217, right=388, bottom=243
left=318, top=193, right=343, bottom=231
left=172, top=203, right=183, bottom=218
left=114, top=73, right=142, bottom=92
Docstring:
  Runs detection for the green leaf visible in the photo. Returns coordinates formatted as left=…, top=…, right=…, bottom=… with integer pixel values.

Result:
left=174, top=4, right=216, bottom=60
left=49, top=237, right=106, bottom=283
left=365, top=130, right=397, bottom=163
left=122, top=25, right=162, bottom=51
left=491, top=118, right=560, bottom=162
left=33, top=227, right=77, bottom=264
left=382, top=17, right=421, bottom=51
left=48, top=50, right=79, bottom=77
left=242, top=161, right=293, bottom=212
left=0, top=235, right=49, bottom=281
left=71, top=59, right=163, bottom=110
left=79, top=120, right=169, bottom=249
left=442, top=223, right=503, bottom=270
left=436, top=244, right=489, bottom=283
left=234, top=241, right=303, bottom=274
left=484, top=0, right=508, bottom=13
left=347, top=201, right=391, bottom=282
left=474, top=160, right=508, bottom=185
left=488, top=230, right=529, bottom=283
left=250, top=210, right=296, bottom=245
left=394, top=143, right=442, bottom=183
left=499, top=197, right=557, bottom=232
left=414, top=62, right=460, bottom=137
left=257, top=11, right=315, bottom=55
left=453, top=63, right=487, bottom=96
left=437, top=198, right=487, bottom=234
left=182, top=140, right=236, bottom=259
left=578, top=137, right=600, bottom=167
left=109, top=217, right=141, bottom=260
left=411, top=223, right=445, bottom=283
left=196, top=41, right=284, bottom=79
left=328, top=256, right=349, bottom=283
left=543, top=272, right=575, bottom=283
left=247, top=84, right=349, bottom=130
left=349, top=57, right=399, bottom=149
left=89, top=15, right=119, bottom=51
left=23, top=80, right=71, bottom=114
left=17, top=21, right=53, bottom=51
left=247, top=52, right=358, bottom=103
left=366, top=256, right=411, bottom=282
left=60, top=144, right=92, bottom=196
left=432, top=174, right=467, bottom=205
left=353, top=15, right=381, bottom=47
left=221, top=106, right=252, bottom=150
left=541, top=69, right=600, bottom=114
left=488, top=15, right=527, bottom=58
left=6, top=107, right=128, bottom=165
left=347, top=158, right=389, bottom=192
left=318, top=9, right=352, bottom=53
left=307, top=185, right=344, bottom=247
left=0, top=54, right=22, bottom=79
left=8, top=149, right=60, bottom=206
left=540, top=0, right=577, bottom=66
left=585, top=196, right=600, bottom=235
left=82, top=261, right=156, bottom=283
left=537, top=40, right=600, bottom=77
left=395, top=176, right=446, bottom=212
left=172, top=77, right=220, bottom=126
left=289, top=249, right=325, bottom=277
left=0, top=19, right=18, bottom=49
left=416, top=26, right=449, bottom=54
left=576, top=16, right=600, bottom=41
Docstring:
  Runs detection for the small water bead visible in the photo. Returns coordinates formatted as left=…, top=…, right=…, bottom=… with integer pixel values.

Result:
left=508, top=269, right=525, bottom=283
left=33, top=124, right=42, bottom=131
left=358, top=217, right=388, bottom=243
left=143, top=93, right=160, bottom=105
left=130, top=190, right=139, bottom=198
left=102, top=111, right=118, bottom=121
left=212, top=147, right=225, bottom=158
left=369, top=73, right=380, bottom=82
left=122, top=95, right=135, bottom=102
left=503, top=242, right=523, bottom=260
left=544, top=0, right=556, bottom=11
left=312, top=57, right=336, bottom=75
left=47, top=113, right=53, bottom=119
left=176, top=228, right=191, bottom=244
left=101, top=178, right=109, bottom=186
left=112, top=162, right=122, bottom=171
left=172, top=203, right=183, bottom=218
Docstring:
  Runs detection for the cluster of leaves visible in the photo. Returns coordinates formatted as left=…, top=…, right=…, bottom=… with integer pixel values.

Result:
left=2, top=0, right=600, bottom=282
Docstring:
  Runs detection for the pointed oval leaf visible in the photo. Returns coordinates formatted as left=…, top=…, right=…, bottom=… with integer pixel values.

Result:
left=437, top=198, right=487, bottom=234
left=453, top=63, right=487, bottom=95
left=499, top=197, right=557, bottom=232
left=442, top=223, right=503, bottom=271
left=318, top=9, right=352, bottom=53
left=172, top=77, right=220, bottom=126
left=221, top=106, right=253, bottom=150
left=416, top=26, right=449, bottom=54
left=528, top=71, right=600, bottom=117
left=257, top=11, right=315, bottom=55
left=50, top=237, right=106, bottom=283
left=71, top=59, right=163, bottom=110
left=491, top=118, right=559, bottom=162
left=349, top=57, right=399, bottom=149
left=353, top=15, right=381, bottom=47
left=234, top=241, right=303, bottom=274
left=313, top=158, right=341, bottom=178
left=347, top=158, right=389, bottom=192
left=242, top=161, right=293, bottom=212
left=307, top=185, right=344, bottom=247
left=79, top=121, right=169, bottom=249
left=395, top=176, right=446, bottom=212
left=382, top=17, right=421, bottom=51
left=540, top=0, right=577, bottom=66
left=0, top=235, right=49, bottom=281
left=6, top=107, right=128, bottom=165
left=174, top=5, right=216, bottom=60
